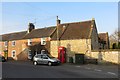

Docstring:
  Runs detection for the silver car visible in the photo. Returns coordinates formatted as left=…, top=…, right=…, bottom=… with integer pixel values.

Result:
left=33, top=54, right=60, bottom=66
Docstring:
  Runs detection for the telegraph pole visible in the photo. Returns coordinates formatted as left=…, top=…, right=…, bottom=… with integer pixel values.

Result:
left=57, top=16, right=59, bottom=45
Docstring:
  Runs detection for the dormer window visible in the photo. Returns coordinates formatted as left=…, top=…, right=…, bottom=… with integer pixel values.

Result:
left=4, top=41, right=8, bottom=47
left=28, top=39, right=32, bottom=45
left=41, top=38, right=46, bottom=45
left=12, top=41, right=16, bottom=46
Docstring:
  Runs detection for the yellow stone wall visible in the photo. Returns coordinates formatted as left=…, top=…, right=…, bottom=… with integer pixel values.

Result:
left=91, top=23, right=99, bottom=50
left=90, top=51, right=119, bottom=64
left=50, top=39, right=91, bottom=62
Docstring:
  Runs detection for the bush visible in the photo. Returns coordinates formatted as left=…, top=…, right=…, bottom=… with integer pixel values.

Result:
left=118, top=42, right=120, bottom=49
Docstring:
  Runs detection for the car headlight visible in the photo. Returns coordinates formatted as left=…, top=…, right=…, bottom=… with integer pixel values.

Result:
left=57, top=59, right=60, bottom=61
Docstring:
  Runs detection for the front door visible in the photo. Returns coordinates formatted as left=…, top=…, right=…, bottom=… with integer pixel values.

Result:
left=4, top=50, right=8, bottom=60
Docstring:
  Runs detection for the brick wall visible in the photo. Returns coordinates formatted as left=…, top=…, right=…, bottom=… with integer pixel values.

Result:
left=0, top=37, right=51, bottom=60
left=27, top=37, right=50, bottom=54
left=0, top=41, right=4, bottom=56
left=8, top=39, right=28, bottom=60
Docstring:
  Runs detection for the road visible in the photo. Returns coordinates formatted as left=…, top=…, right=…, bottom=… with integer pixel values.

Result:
left=1, top=60, right=119, bottom=79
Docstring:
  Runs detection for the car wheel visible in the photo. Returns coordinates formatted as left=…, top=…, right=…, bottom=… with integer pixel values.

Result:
left=33, top=61, right=37, bottom=65
left=48, top=62, right=52, bottom=66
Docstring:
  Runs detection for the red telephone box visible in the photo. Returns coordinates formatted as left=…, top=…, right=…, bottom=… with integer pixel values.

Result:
left=58, top=46, right=66, bottom=63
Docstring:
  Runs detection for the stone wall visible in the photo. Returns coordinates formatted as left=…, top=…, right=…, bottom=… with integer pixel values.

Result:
left=50, top=39, right=91, bottom=62
left=90, top=21, right=99, bottom=50
left=90, top=50, right=119, bottom=64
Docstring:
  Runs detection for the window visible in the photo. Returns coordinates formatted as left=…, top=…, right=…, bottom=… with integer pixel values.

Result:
left=41, top=38, right=46, bottom=45
left=11, top=50, right=16, bottom=57
left=28, top=39, right=32, bottom=45
left=43, top=55, right=48, bottom=59
left=4, top=41, right=8, bottom=47
left=12, top=41, right=16, bottom=46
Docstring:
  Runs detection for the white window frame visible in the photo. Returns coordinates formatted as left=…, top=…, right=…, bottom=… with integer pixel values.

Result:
left=4, top=41, right=8, bottom=47
left=41, top=38, right=46, bottom=45
left=12, top=41, right=16, bottom=46
left=28, top=39, right=32, bottom=45
left=11, top=50, right=16, bottom=57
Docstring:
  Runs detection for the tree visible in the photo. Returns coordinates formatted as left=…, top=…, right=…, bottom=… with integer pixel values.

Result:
left=109, top=29, right=120, bottom=49
left=109, top=30, right=119, bottom=42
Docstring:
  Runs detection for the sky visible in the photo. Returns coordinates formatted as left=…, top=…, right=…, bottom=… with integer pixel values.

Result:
left=1, top=2, right=118, bottom=35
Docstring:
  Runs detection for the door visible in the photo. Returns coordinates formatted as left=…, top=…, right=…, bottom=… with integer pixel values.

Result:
left=58, top=47, right=66, bottom=63
left=28, top=50, right=32, bottom=60
left=42, top=55, right=49, bottom=64
left=4, top=50, right=8, bottom=60
left=75, top=54, right=84, bottom=64
left=37, top=55, right=43, bottom=64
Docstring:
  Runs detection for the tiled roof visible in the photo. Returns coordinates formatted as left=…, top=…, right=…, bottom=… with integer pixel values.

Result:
left=0, top=31, right=27, bottom=41
left=0, top=19, right=95, bottom=41
left=51, top=20, right=93, bottom=40
left=98, top=32, right=108, bottom=42
left=23, top=26, right=56, bottom=39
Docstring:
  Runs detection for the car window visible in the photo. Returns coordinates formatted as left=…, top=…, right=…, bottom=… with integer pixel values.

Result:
left=43, top=55, right=48, bottom=59
left=35, top=55, right=41, bottom=58
left=40, top=55, right=43, bottom=58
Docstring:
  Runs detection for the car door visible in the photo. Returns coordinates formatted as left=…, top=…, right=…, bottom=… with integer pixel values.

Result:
left=37, top=55, right=43, bottom=64
left=42, top=55, right=49, bottom=64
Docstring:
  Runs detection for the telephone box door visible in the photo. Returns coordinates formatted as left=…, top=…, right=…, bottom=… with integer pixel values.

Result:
left=58, top=47, right=66, bottom=63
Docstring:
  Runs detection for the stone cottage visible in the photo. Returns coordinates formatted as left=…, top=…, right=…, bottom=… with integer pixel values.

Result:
left=50, top=18, right=100, bottom=62
left=98, top=32, right=110, bottom=49
left=0, top=18, right=109, bottom=61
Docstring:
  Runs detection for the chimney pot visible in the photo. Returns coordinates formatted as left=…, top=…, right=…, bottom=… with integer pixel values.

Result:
left=28, top=23, right=35, bottom=33
left=57, top=16, right=61, bottom=25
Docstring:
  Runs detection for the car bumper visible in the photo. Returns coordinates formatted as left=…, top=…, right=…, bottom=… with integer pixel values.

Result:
left=52, top=61, right=61, bottom=65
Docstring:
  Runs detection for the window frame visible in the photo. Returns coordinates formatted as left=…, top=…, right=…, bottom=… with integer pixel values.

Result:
left=4, top=41, right=8, bottom=47
left=28, top=39, right=32, bottom=46
left=12, top=41, right=16, bottom=46
left=11, top=50, right=16, bottom=57
left=41, top=38, right=46, bottom=45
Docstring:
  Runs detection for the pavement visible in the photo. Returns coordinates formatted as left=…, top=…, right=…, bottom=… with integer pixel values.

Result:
left=1, top=60, right=119, bottom=79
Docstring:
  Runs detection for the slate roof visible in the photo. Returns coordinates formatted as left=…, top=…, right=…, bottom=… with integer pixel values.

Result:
left=0, top=31, right=27, bottom=41
left=51, top=20, right=93, bottom=40
left=23, top=26, right=56, bottom=39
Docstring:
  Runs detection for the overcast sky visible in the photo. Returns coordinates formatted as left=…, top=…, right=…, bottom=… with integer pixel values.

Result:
left=1, top=2, right=118, bottom=35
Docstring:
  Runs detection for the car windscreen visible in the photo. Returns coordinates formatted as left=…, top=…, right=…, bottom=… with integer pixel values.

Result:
left=47, top=54, right=54, bottom=58
left=35, top=55, right=41, bottom=58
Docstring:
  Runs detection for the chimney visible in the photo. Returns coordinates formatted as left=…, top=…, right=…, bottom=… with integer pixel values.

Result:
left=57, top=16, right=61, bottom=25
left=27, top=23, right=35, bottom=33
left=92, top=18, right=95, bottom=21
